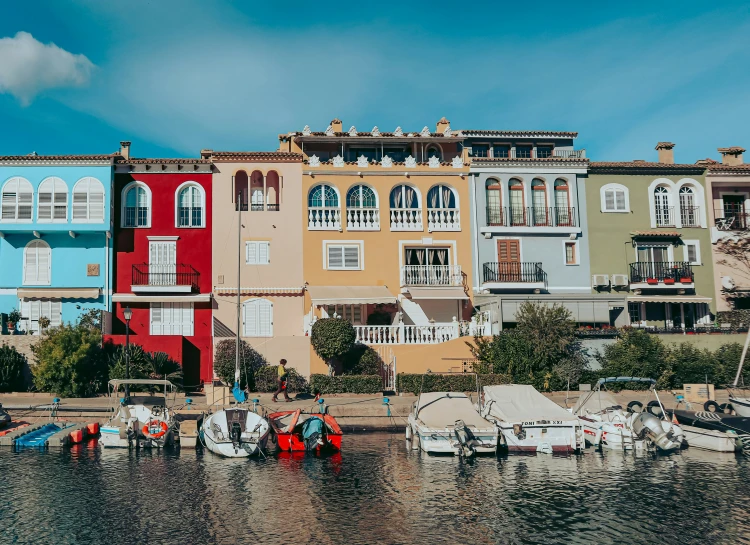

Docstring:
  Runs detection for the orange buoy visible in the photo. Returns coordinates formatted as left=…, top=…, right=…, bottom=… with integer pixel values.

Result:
left=87, top=422, right=99, bottom=436
left=69, top=429, right=84, bottom=444
left=142, top=420, right=169, bottom=439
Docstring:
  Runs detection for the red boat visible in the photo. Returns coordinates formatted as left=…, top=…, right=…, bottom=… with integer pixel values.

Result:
left=268, top=409, right=343, bottom=452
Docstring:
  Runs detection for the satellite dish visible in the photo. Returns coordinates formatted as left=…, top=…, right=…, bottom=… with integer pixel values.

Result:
left=722, top=276, right=736, bottom=290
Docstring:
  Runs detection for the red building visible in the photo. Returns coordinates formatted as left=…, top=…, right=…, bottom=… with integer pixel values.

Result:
left=105, top=143, right=213, bottom=386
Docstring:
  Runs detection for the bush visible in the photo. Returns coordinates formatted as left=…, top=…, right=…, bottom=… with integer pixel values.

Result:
left=671, top=344, right=719, bottom=388
left=715, top=343, right=745, bottom=386
left=310, top=318, right=356, bottom=374
left=596, top=329, right=674, bottom=389
left=0, top=344, right=27, bottom=392
left=32, top=325, right=108, bottom=397
left=254, top=365, right=308, bottom=393
left=341, top=344, right=383, bottom=375
left=310, top=374, right=382, bottom=394
left=397, top=373, right=509, bottom=395
left=213, top=339, right=267, bottom=390
left=107, top=344, right=153, bottom=381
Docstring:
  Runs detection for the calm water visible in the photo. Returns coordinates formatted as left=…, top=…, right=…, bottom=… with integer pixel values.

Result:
left=1, top=434, right=749, bottom=545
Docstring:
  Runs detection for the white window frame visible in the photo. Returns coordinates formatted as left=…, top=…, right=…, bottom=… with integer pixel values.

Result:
left=174, top=181, right=206, bottom=228
left=245, top=241, right=270, bottom=265
left=682, top=239, right=701, bottom=265
left=37, top=177, right=69, bottom=223
left=242, top=298, right=274, bottom=337
left=324, top=304, right=364, bottom=325
left=1, top=177, right=34, bottom=223
left=72, top=177, right=105, bottom=223
left=19, top=298, right=62, bottom=335
left=600, top=183, right=630, bottom=213
left=562, top=239, right=579, bottom=266
left=150, top=302, right=194, bottom=336
left=323, top=240, right=364, bottom=270
left=121, top=181, right=152, bottom=228
left=23, top=240, right=51, bottom=285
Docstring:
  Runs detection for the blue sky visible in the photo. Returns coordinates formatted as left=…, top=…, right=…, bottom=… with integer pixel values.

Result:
left=1, top=1, right=749, bottom=162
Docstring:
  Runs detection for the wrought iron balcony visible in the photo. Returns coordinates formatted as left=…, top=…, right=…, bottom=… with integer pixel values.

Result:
left=680, top=206, right=700, bottom=227
left=131, top=264, right=200, bottom=292
left=483, top=262, right=547, bottom=285
left=485, top=206, right=576, bottom=227
left=654, top=206, right=675, bottom=227
left=629, top=262, right=693, bottom=284
left=715, top=207, right=749, bottom=231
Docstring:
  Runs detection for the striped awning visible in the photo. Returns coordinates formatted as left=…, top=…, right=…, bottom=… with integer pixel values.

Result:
left=17, top=288, right=100, bottom=300
left=627, top=295, right=712, bottom=304
left=308, top=286, right=396, bottom=305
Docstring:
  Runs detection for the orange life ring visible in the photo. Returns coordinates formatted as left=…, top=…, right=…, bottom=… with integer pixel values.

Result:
left=142, top=420, right=169, bottom=439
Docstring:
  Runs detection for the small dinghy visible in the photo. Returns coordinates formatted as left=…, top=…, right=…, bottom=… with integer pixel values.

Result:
left=479, top=384, right=584, bottom=454
left=201, top=407, right=270, bottom=458
left=269, top=404, right=343, bottom=453
left=671, top=409, right=749, bottom=454
left=407, top=392, right=498, bottom=456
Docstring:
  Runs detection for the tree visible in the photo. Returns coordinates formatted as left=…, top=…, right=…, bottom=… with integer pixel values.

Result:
left=341, top=344, right=383, bottom=375
left=717, top=234, right=750, bottom=284
left=213, top=339, right=267, bottom=390
left=671, top=343, right=719, bottom=387
left=77, top=309, right=103, bottom=332
left=515, top=301, right=578, bottom=361
left=0, top=344, right=27, bottom=392
left=596, top=329, right=674, bottom=388
left=310, top=318, right=356, bottom=375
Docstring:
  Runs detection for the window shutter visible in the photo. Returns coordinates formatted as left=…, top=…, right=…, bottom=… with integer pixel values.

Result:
left=50, top=300, right=62, bottom=327
left=73, top=187, right=88, bottom=220
left=89, top=183, right=104, bottom=222
left=20, top=300, right=30, bottom=332
left=343, top=246, right=359, bottom=269
left=151, top=303, right=163, bottom=335
left=24, top=244, right=37, bottom=284
left=246, top=242, right=257, bottom=264
left=18, top=189, right=32, bottom=220
left=259, top=300, right=272, bottom=337
left=242, top=301, right=250, bottom=336
left=259, top=242, right=270, bottom=264
left=37, top=244, right=50, bottom=284
left=2, top=191, right=16, bottom=220
left=183, top=303, right=194, bottom=336
left=38, top=188, right=52, bottom=221
left=246, top=300, right=259, bottom=336
left=328, top=246, right=344, bottom=268
left=30, top=301, right=41, bottom=334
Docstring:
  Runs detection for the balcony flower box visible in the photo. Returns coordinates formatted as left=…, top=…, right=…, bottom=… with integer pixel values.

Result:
left=664, top=278, right=675, bottom=285
left=680, top=277, right=692, bottom=283
left=646, top=278, right=658, bottom=285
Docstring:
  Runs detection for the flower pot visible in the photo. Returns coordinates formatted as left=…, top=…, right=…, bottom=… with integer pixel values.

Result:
left=680, top=277, right=692, bottom=283
left=664, top=278, right=675, bottom=285
left=647, top=278, right=658, bottom=285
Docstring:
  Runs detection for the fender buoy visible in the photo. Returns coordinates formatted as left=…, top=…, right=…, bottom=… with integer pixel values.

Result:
left=646, top=400, right=664, bottom=417
left=142, top=420, right=169, bottom=439
left=69, top=429, right=84, bottom=444
left=87, top=422, right=100, bottom=436
left=720, top=403, right=734, bottom=415
left=704, top=400, right=721, bottom=413
left=627, top=400, right=644, bottom=413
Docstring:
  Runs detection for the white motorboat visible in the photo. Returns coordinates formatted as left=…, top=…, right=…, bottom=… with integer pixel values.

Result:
left=201, top=407, right=270, bottom=458
left=682, top=424, right=740, bottom=453
left=100, top=379, right=178, bottom=449
left=728, top=326, right=750, bottom=416
left=406, top=392, right=499, bottom=456
left=479, top=384, right=584, bottom=454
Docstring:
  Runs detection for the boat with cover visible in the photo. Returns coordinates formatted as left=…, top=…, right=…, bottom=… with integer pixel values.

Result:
left=479, top=384, right=584, bottom=454
left=269, top=403, right=343, bottom=452
left=573, top=377, right=684, bottom=452
left=670, top=408, right=748, bottom=454
left=99, top=379, right=178, bottom=449
left=407, top=392, right=498, bottom=456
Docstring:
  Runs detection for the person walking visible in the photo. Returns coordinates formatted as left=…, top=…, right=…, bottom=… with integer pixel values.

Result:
left=272, top=358, right=292, bottom=402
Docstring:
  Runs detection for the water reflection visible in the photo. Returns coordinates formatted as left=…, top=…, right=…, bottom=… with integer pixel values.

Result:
left=0, top=434, right=749, bottom=544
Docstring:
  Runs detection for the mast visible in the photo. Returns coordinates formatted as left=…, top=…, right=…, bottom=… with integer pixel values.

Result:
left=733, top=326, right=750, bottom=387
left=236, top=191, right=241, bottom=387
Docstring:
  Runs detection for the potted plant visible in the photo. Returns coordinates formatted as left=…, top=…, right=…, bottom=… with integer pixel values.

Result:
left=646, top=278, right=658, bottom=285
left=664, top=278, right=675, bottom=285
left=38, top=315, right=51, bottom=335
left=680, top=276, right=693, bottom=283
left=7, top=309, right=21, bottom=335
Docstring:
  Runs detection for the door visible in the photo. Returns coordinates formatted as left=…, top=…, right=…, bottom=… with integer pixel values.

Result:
left=637, top=245, right=669, bottom=280
left=149, top=241, right=176, bottom=286
left=497, top=240, right=521, bottom=282
left=723, top=195, right=746, bottom=229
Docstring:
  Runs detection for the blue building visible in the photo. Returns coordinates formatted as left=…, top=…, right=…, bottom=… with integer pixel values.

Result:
left=0, top=153, right=116, bottom=334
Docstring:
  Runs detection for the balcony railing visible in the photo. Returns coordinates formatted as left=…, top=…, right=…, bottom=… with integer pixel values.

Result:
left=485, top=206, right=576, bottom=227
left=352, top=314, right=491, bottom=345
left=483, top=262, right=547, bottom=284
left=479, top=149, right=586, bottom=160
left=132, top=263, right=200, bottom=291
left=629, top=261, right=693, bottom=284
left=401, top=265, right=463, bottom=286
left=680, top=206, right=700, bottom=227
left=308, top=207, right=341, bottom=230
left=346, top=208, right=380, bottom=230
left=655, top=206, right=675, bottom=227
left=426, top=208, right=460, bottom=231
left=715, top=207, right=749, bottom=230
left=266, top=203, right=280, bottom=212
left=390, top=208, right=423, bottom=231
left=250, top=203, right=265, bottom=212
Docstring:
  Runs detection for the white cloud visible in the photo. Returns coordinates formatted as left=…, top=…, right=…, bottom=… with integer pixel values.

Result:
left=0, top=31, right=95, bottom=105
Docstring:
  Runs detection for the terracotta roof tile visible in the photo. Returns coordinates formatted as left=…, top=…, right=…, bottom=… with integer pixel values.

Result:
left=117, top=158, right=211, bottom=164
left=210, top=151, right=303, bottom=162
left=707, top=163, right=750, bottom=172
left=292, top=131, right=455, bottom=139
left=472, top=156, right=588, bottom=164
left=0, top=154, right=116, bottom=161
left=590, top=161, right=705, bottom=173
left=461, top=129, right=578, bottom=138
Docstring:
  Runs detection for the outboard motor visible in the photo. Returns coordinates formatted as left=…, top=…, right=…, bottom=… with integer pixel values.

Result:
left=230, top=422, right=242, bottom=446
left=632, top=412, right=679, bottom=451
left=453, top=420, right=477, bottom=457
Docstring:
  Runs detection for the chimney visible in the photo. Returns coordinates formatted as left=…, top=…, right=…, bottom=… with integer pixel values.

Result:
left=200, top=149, right=212, bottom=160
left=655, top=142, right=675, bottom=164
left=119, top=141, right=131, bottom=160
left=436, top=116, right=450, bottom=133
left=330, top=118, right=342, bottom=133
left=718, top=146, right=745, bottom=166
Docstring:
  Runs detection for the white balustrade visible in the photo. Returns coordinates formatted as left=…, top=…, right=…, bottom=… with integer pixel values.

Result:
left=308, top=207, right=341, bottom=230
left=346, top=208, right=380, bottom=230
left=401, top=265, right=463, bottom=286
left=427, top=208, right=460, bottom=231
left=354, top=322, right=461, bottom=345
left=390, top=208, right=423, bottom=231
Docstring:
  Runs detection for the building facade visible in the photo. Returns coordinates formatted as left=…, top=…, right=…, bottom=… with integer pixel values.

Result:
left=0, top=153, right=115, bottom=334
left=587, top=143, right=715, bottom=329
left=206, top=150, right=311, bottom=377
left=105, top=143, right=213, bottom=386
left=704, top=147, right=750, bottom=311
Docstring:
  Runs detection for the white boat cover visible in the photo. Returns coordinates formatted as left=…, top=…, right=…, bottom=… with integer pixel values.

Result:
left=483, top=385, right=578, bottom=423
left=572, top=390, right=621, bottom=415
left=415, top=392, right=494, bottom=430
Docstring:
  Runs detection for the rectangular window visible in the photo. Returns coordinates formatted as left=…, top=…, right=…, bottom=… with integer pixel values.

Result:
left=382, top=147, right=410, bottom=162
left=628, top=302, right=641, bottom=324
left=683, top=240, right=701, bottom=265
left=150, top=302, right=194, bottom=336
left=537, top=145, right=553, bottom=158
left=472, top=144, right=489, bottom=158
left=19, top=299, right=62, bottom=335
left=326, top=304, right=363, bottom=324
left=246, top=241, right=270, bottom=265
left=326, top=244, right=361, bottom=270
left=515, top=145, right=532, bottom=158
left=348, top=148, right=378, bottom=162
left=564, top=241, right=578, bottom=265
left=493, top=144, right=510, bottom=158
left=243, top=299, right=273, bottom=337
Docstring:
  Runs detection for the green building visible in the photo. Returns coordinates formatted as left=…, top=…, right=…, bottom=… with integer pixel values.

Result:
left=586, top=143, right=714, bottom=329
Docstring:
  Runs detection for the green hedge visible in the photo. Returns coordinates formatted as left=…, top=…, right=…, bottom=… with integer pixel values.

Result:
left=310, top=374, right=383, bottom=394
left=254, top=366, right=308, bottom=393
left=397, top=373, right=510, bottom=395
left=716, top=310, right=750, bottom=329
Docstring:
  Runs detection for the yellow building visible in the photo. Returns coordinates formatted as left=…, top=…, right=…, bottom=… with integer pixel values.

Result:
left=277, top=117, right=483, bottom=374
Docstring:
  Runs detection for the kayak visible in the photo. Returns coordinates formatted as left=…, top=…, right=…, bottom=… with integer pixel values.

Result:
left=268, top=410, right=343, bottom=452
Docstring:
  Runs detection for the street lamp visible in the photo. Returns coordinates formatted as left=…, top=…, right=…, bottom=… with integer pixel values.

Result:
left=123, top=306, right=132, bottom=399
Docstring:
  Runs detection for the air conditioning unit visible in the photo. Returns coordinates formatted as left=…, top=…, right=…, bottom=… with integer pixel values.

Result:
left=592, top=274, right=610, bottom=287
left=611, top=274, right=629, bottom=287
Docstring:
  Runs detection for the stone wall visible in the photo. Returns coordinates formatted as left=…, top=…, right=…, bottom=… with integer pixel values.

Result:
left=0, top=335, right=38, bottom=366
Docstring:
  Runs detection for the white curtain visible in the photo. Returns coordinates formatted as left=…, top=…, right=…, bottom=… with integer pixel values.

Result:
left=405, top=187, right=414, bottom=208
left=442, top=187, right=452, bottom=208
left=392, top=188, right=402, bottom=208
left=429, top=188, right=438, bottom=208
left=416, top=249, right=424, bottom=265
left=436, top=249, right=447, bottom=265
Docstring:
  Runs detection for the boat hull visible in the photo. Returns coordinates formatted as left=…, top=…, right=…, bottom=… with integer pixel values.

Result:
left=201, top=409, right=270, bottom=458
left=408, top=418, right=498, bottom=456
left=682, top=424, right=739, bottom=452
left=578, top=417, right=635, bottom=450
left=494, top=423, right=582, bottom=454
left=729, top=397, right=750, bottom=417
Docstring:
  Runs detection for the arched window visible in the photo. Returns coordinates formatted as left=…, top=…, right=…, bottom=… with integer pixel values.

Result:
left=250, top=170, right=264, bottom=211
left=531, top=179, right=548, bottom=226
left=308, top=184, right=339, bottom=208
left=177, top=183, right=204, bottom=227
left=425, top=145, right=442, bottom=162
left=72, top=177, right=105, bottom=222
left=23, top=240, right=51, bottom=285
left=654, top=186, right=672, bottom=226
left=122, top=183, right=150, bottom=227
left=38, top=177, right=68, bottom=222
left=427, top=185, right=459, bottom=230
left=485, top=179, right=503, bottom=226
left=1, top=177, right=33, bottom=222
left=346, top=185, right=378, bottom=230
left=427, top=185, right=456, bottom=209
left=601, top=183, right=629, bottom=212
left=347, top=185, right=377, bottom=208
left=508, top=178, right=524, bottom=225
left=242, top=298, right=273, bottom=337
left=554, top=179, right=572, bottom=226
left=266, top=170, right=280, bottom=211
left=679, top=186, right=698, bottom=227
left=390, top=184, right=419, bottom=209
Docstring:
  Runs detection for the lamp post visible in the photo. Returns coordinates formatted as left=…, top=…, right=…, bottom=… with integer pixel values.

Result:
left=123, top=306, right=132, bottom=399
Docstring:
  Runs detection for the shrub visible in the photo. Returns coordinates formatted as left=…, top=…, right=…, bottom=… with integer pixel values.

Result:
left=397, top=373, right=510, bottom=395
left=0, top=344, right=27, bottom=392
left=596, top=329, right=674, bottom=389
left=107, top=343, right=153, bottom=381
left=310, top=374, right=382, bottom=394
left=715, top=343, right=745, bottom=386
left=341, top=344, right=383, bottom=375
left=310, top=318, right=356, bottom=375
left=254, top=365, right=308, bottom=393
left=32, top=325, right=108, bottom=397
left=670, top=343, right=719, bottom=387
left=213, top=339, right=267, bottom=390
